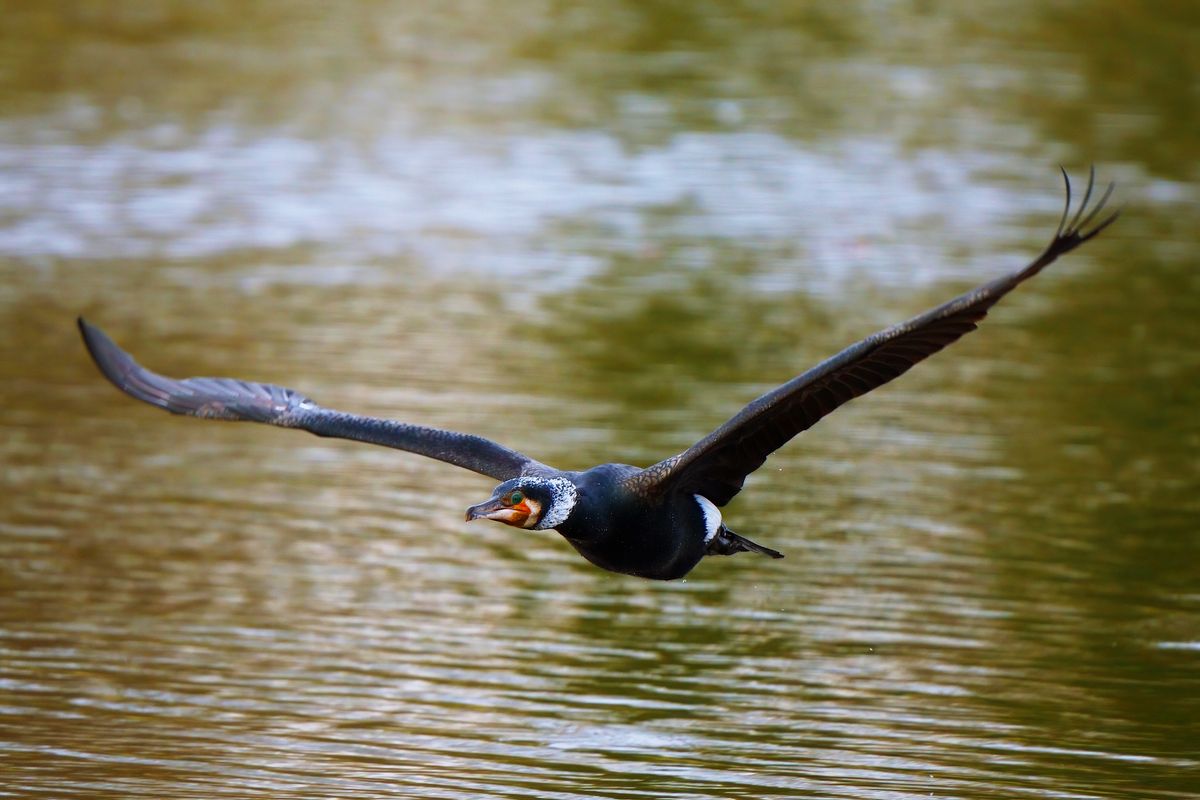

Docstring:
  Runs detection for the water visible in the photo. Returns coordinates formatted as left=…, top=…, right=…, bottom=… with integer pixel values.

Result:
left=2, top=2, right=1198, bottom=798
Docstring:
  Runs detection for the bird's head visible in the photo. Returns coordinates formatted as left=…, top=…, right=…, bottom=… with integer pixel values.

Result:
left=464, top=475, right=578, bottom=531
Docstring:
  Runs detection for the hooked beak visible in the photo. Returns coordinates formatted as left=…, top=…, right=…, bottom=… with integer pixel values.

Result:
left=465, top=496, right=534, bottom=527
left=465, top=497, right=509, bottom=523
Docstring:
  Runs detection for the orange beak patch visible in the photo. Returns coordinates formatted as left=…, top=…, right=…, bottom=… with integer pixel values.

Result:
left=465, top=497, right=539, bottom=528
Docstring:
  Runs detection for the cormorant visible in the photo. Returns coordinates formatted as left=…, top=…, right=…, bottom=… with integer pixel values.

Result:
left=79, top=169, right=1117, bottom=579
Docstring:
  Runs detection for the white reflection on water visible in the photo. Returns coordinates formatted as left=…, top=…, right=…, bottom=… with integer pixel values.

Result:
left=1, top=106, right=1083, bottom=292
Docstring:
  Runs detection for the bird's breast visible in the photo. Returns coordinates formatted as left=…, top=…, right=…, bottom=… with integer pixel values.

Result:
left=555, top=491, right=709, bottom=580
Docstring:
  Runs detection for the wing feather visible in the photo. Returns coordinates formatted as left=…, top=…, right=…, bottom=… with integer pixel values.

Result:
left=625, top=168, right=1118, bottom=506
left=78, top=319, right=549, bottom=482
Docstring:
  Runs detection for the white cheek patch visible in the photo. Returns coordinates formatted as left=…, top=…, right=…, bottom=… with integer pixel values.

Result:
left=521, top=499, right=543, bottom=529
left=694, top=495, right=722, bottom=543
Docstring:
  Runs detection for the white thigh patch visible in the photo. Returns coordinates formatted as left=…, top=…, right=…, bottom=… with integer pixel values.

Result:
left=694, top=495, right=722, bottom=543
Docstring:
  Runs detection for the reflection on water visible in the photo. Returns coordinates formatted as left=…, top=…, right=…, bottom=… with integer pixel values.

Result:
left=0, top=119, right=1084, bottom=296
left=2, top=2, right=1198, bottom=799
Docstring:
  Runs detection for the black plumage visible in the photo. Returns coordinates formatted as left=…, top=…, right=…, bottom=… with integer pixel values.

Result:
left=79, top=169, right=1117, bottom=579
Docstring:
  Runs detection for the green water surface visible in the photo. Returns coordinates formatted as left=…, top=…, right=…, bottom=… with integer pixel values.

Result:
left=1, top=2, right=1197, bottom=798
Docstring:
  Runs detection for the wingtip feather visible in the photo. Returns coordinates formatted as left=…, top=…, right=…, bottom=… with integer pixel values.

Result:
left=77, top=316, right=127, bottom=387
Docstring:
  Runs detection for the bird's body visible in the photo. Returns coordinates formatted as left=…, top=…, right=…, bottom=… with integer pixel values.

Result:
left=79, top=170, right=1117, bottom=580
left=560, top=464, right=697, bottom=579
left=542, top=464, right=761, bottom=579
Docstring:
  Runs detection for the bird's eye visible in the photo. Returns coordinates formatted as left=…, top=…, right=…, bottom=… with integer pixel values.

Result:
left=508, top=491, right=523, bottom=505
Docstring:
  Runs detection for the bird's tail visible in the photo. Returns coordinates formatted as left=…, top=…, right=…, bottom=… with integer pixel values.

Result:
left=706, top=526, right=784, bottom=559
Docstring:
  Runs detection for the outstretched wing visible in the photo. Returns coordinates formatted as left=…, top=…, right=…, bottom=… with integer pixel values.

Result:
left=78, top=319, right=552, bottom=482
left=625, top=168, right=1118, bottom=506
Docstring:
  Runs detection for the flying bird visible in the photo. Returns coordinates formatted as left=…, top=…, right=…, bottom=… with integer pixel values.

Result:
left=79, top=169, right=1117, bottom=579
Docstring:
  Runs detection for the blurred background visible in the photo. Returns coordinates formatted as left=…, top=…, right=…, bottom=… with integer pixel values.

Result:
left=1, top=2, right=1198, bottom=798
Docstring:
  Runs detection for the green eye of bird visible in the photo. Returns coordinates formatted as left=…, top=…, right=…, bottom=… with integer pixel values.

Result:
left=508, top=491, right=523, bottom=505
